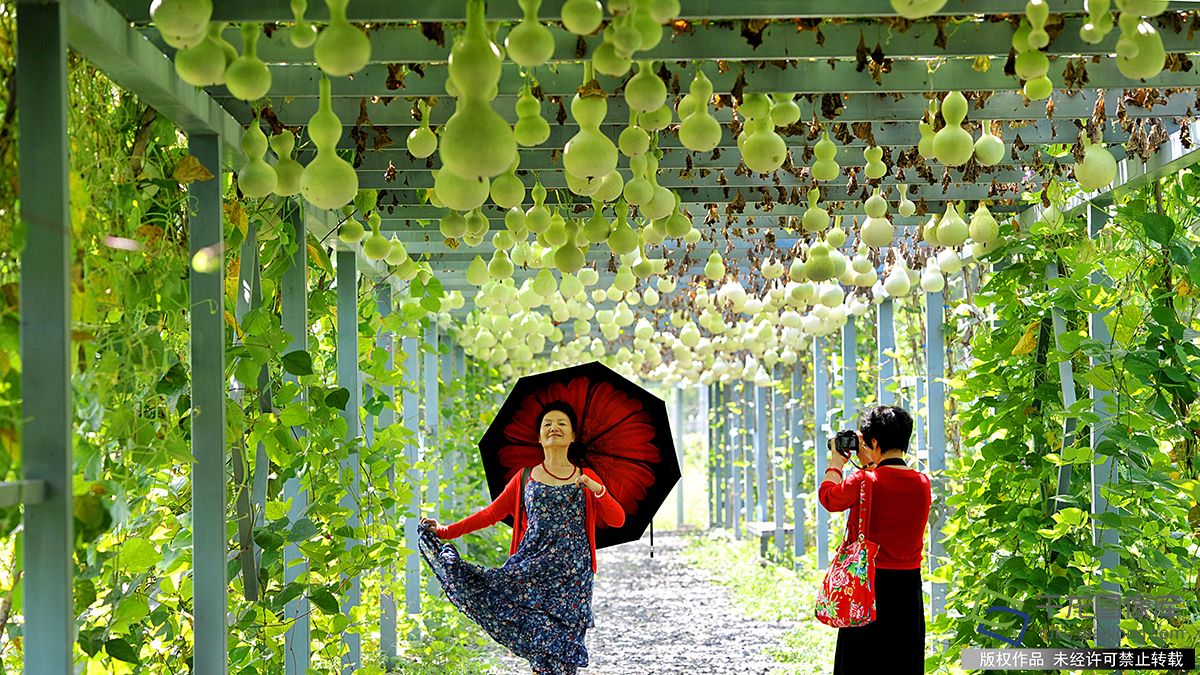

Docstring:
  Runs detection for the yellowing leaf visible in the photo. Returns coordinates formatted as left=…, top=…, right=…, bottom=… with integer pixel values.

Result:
left=1012, top=321, right=1039, bottom=355
left=224, top=201, right=248, bottom=238
left=172, top=154, right=214, bottom=184
left=972, top=56, right=991, bottom=72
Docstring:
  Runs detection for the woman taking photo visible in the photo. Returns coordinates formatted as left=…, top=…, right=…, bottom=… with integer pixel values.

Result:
left=418, top=400, right=625, bottom=675
left=818, top=405, right=932, bottom=674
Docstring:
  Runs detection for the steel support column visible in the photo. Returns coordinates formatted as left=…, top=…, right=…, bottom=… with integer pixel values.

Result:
left=842, top=317, right=859, bottom=480
left=403, top=333, right=422, bottom=636
left=772, top=364, right=786, bottom=556
left=335, top=250, right=362, bottom=673
left=791, top=365, right=806, bottom=561
left=17, top=3, right=73, bottom=670
left=675, top=385, right=685, bottom=529
left=814, top=337, right=829, bottom=570
left=377, top=286, right=397, bottom=663
left=878, top=298, right=896, bottom=406
left=754, top=382, right=769, bottom=522
left=926, top=290, right=947, bottom=619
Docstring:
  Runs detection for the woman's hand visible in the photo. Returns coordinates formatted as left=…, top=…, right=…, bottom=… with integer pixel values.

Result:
left=420, top=516, right=440, bottom=531
left=575, top=473, right=602, bottom=493
left=829, top=442, right=848, bottom=470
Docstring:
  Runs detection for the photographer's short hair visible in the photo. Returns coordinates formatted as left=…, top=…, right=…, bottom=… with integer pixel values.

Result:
left=860, top=406, right=914, bottom=453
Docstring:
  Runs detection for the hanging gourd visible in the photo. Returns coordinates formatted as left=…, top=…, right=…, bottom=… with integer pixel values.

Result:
left=338, top=215, right=365, bottom=243
left=362, top=212, right=391, bottom=261
left=937, top=202, right=969, bottom=246
left=804, top=242, right=835, bottom=282
left=582, top=201, right=611, bottom=243
left=889, top=0, right=948, bottom=19
left=287, top=0, right=318, bottom=48
left=917, top=99, right=937, bottom=160
left=385, top=236, right=410, bottom=266
left=175, top=22, right=229, bottom=87
left=489, top=248, right=515, bottom=280
left=490, top=157, right=525, bottom=209
left=626, top=61, right=667, bottom=113
left=525, top=182, right=551, bottom=233
left=801, top=188, right=829, bottom=233
left=1012, top=19, right=1053, bottom=100
left=1074, top=132, right=1118, bottom=191
left=1115, top=13, right=1165, bottom=80
left=151, top=0, right=213, bottom=49
left=407, top=100, right=438, bottom=158
left=646, top=0, right=681, bottom=22
left=299, top=75, right=358, bottom=209
left=1024, top=0, right=1050, bottom=49
left=968, top=204, right=999, bottom=246
left=514, top=84, right=551, bottom=146
left=439, top=210, right=468, bottom=239
left=619, top=110, right=650, bottom=158
left=664, top=194, right=692, bottom=238
left=883, top=258, right=913, bottom=296
left=269, top=130, right=303, bottom=197
left=639, top=153, right=675, bottom=221
left=630, top=0, right=663, bottom=51
left=741, top=116, right=786, bottom=174
left=506, top=0, right=555, bottom=67
left=237, top=117, right=277, bottom=199
left=811, top=129, right=840, bottom=181
left=678, top=68, right=721, bottom=152
left=703, top=250, right=725, bottom=281
left=433, top=168, right=489, bottom=212
left=897, top=183, right=916, bottom=217
left=467, top=255, right=490, bottom=285
left=861, top=187, right=894, bottom=248
left=593, top=30, right=633, bottom=77
left=932, top=91, right=973, bottom=167
left=1116, top=0, right=1168, bottom=17
left=564, top=65, right=618, bottom=180
left=770, top=93, right=801, bottom=127
left=1080, top=0, right=1115, bottom=43
left=936, top=247, right=963, bottom=274
left=920, top=260, right=946, bottom=293
left=974, top=121, right=1005, bottom=166
left=314, top=0, right=372, bottom=77
left=440, top=0, right=515, bottom=179
left=562, top=0, right=604, bottom=35
left=640, top=103, right=673, bottom=132
left=863, top=146, right=887, bottom=180
left=921, top=212, right=941, bottom=246
left=607, top=200, right=639, bottom=255
left=593, top=170, right=625, bottom=203
left=826, top=217, right=847, bottom=248
left=225, top=23, right=272, bottom=101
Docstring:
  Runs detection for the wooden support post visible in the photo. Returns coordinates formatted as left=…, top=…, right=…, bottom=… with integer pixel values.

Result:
left=1087, top=203, right=1121, bottom=647
left=335, top=251, right=362, bottom=673
left=16, top=3, right=73, bottom=670
left=878, top=298, right=896, bottom=406
left=281, top=204, right=310, bottom=675
left=926, top=289, right=947, bottom=620
left=814, top=337, right=830, bottom=570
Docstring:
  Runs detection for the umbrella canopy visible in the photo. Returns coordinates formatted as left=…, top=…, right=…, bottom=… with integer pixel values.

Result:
left=478, top=360, right=680, bottom=549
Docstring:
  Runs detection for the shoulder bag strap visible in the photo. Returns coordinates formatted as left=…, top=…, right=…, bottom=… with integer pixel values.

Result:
left=858, top=472, right=874, bottom=543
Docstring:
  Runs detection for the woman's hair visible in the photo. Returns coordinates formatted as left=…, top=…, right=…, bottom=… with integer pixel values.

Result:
left=859, top=405, right=914, bottom=453
left=536, top=400, right=592, bottom=468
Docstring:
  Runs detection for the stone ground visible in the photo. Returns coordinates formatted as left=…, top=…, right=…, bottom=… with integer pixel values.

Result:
left=472, top=526, right=801, bottom=675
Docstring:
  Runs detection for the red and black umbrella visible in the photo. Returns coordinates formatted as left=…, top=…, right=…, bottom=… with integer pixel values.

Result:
left=478, top=360, right=679, bottom=551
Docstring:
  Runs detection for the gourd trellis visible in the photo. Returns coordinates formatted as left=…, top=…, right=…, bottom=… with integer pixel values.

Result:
left=9, top=0, right=1200, bottom=672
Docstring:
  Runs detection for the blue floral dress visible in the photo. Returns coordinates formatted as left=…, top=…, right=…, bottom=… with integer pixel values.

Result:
left=418, top=477, right=595, bottom=674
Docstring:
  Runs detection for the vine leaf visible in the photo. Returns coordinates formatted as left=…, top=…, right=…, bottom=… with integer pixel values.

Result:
left=1139, top=212, right=1175, bottom=246
left=1012, top=321, right=1039, bottom=355
left=172, top=155, right=214, bottom=184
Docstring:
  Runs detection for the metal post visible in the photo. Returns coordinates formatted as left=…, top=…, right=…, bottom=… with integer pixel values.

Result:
left=791, top=365, right=806, bottom=561
left=188, top=130, right=227, bottom=675
left=17, top=4, right=73, bottom=670
left=423, top=321, right=440, bottom=596
left=403, top=333, right=422, bottom=638
left=772, top=364, right=786, bottom=557
left=729, top=383, right=740, bottom=536
left=1088, top=204, right=1121, bottom=647
left=706, top=383, right=716, bottom=529
left=231, top=222, right=261, bottom=602
left=675, top=385, right=685, bottom=529
left=714, top=383, right=724, bottom=528
left=1047, top=263, right=1078, bottom=512
left=842, top=317, right=859, bottom=480
left=754, top=382, right=768, bottom=523
left=742, top=394, right=752, bottom=539
left=377, top=286, right=397, bottom=664
left=335, top=251, right=361, bottom=673
left=878, top=298, right=896, bottom=406
left=926, top=289, right=947, bottom=619
left=814, top=337, right=829, bottom=570
left=281, top=205, right=310, bottom=675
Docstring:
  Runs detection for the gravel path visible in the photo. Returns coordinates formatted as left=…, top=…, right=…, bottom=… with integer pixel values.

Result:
left=475, top=526, right=801, bottom=674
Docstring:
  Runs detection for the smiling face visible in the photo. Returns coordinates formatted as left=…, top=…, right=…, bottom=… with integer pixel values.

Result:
left=539, top=409, right=575, bottom=449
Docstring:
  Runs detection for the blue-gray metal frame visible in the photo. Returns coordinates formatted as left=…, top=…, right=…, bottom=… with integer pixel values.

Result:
left=403, top=333, right=422, bottom=636
left=742, top=397, right=753, bottom=540
left=1087, top=204, right=1121, bottom=647
left=925, top=290, right=947, bottom=620
left=772, top=364, right=786, bottom=556
left=729, top=384, right=739, bottom=536
left=282, top=206, right=311, bottom=674
left=423, top=321, right=440, bottom=597
left=377, top=286, right=398, bottom=662
left=189, top=130, right=227, bottom=675
left=675, top=385, right=685, bottom=528
left=16, top=3, right=73, bottom=671
left=231, top=221, right=262, bottom=602
left=335, top=250, right=362, bottom=672
left=878, top=299, right=896, bottom=406
left=791, top=366, right=806, bottom=561
left=754, top=383, right=769, bottom=523
left=1047, top=263, right=1079, bottom=513
left=813, top=337, right=829, bottom=570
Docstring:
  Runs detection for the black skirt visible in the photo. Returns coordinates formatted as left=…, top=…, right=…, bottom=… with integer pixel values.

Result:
left=832, top=567, right=925, bottom=674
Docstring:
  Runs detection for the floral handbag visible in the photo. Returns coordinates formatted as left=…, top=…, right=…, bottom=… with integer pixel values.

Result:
left=814, top=474, right=880, bottom=628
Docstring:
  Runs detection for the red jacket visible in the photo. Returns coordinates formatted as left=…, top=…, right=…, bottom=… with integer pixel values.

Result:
left=435, top=466, right=626, bottom=573
left=818, top=465, right=931, bottom=570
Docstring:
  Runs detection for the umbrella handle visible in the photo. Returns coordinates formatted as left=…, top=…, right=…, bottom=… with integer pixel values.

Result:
left=650, top=521, right=653, bottom=559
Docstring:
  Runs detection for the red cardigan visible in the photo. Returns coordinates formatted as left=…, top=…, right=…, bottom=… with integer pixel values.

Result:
left=435, top=466, right=626, bottom=573
left=818, top=466, right=932, bottom=570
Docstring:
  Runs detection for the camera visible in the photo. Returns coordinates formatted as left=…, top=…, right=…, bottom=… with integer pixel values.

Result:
left=830, top=429, right=859, bottom=458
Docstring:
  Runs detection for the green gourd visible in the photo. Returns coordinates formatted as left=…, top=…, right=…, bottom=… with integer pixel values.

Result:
left=490, top=158, right=525, bottom=209
left=314, top=0, right=371, bottom=77
left=1116, top=0, right=1168, bottom=16
left=489, top=249, right=515, bottom=280
left=525, top=182, right=552, bottom=233
left=407, top=101, right=438, bottom=158
left=363, top=213, right=391, bottom=260
left=664, top=193, right=691, bottom=237
left=582, top=201, right=611, bottom=243
left=439, top=211, right=468, bottom=238
left=703, top=250, right=725, bottom=281
left=225, top=23, right=272, bottom=101
left=562, top=0, right=604, bottom=35
left=1115, top=13, right=1165, bottom=80
left=1014, top=50, right=1049, bottom=82
left=385, top=237, right=410, bottom=266
left=968, top=204, right=1000, bottom=245
left=288, top=0, right=318, bottom=48
left=738, top=93, right=771, bottom=121
left=1024, top=75, right=1053, bottom=101
left=826, top=217, right=847, bottom=248
left=631, top=1, right=663, bottom=51
left=609, top=14, right=642, bottom=57
left=1080, top=0, right=1114, bottom=43
left=433, top=168, right=489, bottom=212
left=937, top=202, right=969, bottom=246
left=922, top=213, right=941, bottom=246
left=974, top=122, right=1005, bottom=166
left=466, top=255, right=489, bottom=285
left=440, top=0, right=514, bottom=179
left=175, top=22, right=228, bottom=87
left=1074, top=135, right=1117, bottom=191
left=338, top=216, right=365, bottom=243
left=883, top=259, right=912, bottom=297
left=741, top=117, right=786, bottom=174
left=543, top=210, right=568, bottom=247
left=889, top=0, right=948, bottom=19
left=679, top=70, right=721, bottom=152
left=299, top=75, right=357, bottom=209
left=802, top=188, right=829, bottom=232
left=626, top=61, right=667, bottom=113
left=1025, top=0, right=1049, bottom=49
left=607, top=200, right=639, bottom=255
left=152, top=0, right=212, bottom=49
left=641, top=155, right=676, bottom=221
left=932, top=91, right=973, bottom=167
left=237, top=118, right=277, bottom=199
left=897, top=184, right=916, bottom=217
left=623, top=154, right=656, bottom=206
left=647, top=0, right=680, bottom=22
left=505, top=206, right=528, bottom=234
left=465, top=209, right=489, bottom=238
left=514, top=86, right=551, bottom=146
left=770, top=93, right=801, bottom=127
left=269, top=130, right=303, bottom=197
left=811, top=130, right=840, bottom=181
left=917, top=99, right=937, bottom=159
left=861, top=187, right=894, bottom=248
left=593, top=40, right=632, bottom=77
left=640, top=103, right=673, bottom=131
left=804, top=242, right=835, bottom=282
left=564, top=67, right=618, bottom=180
left=619, top=112, right=650, bottom=158
left=863, top=146, right=886, bottom=180
left=506, top=0, right=555, bottom=67
left=593, top=170, right=625, bottom=203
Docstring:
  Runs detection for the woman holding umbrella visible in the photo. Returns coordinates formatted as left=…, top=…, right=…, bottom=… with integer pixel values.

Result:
left=419, top=400, right=625, bottom=675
